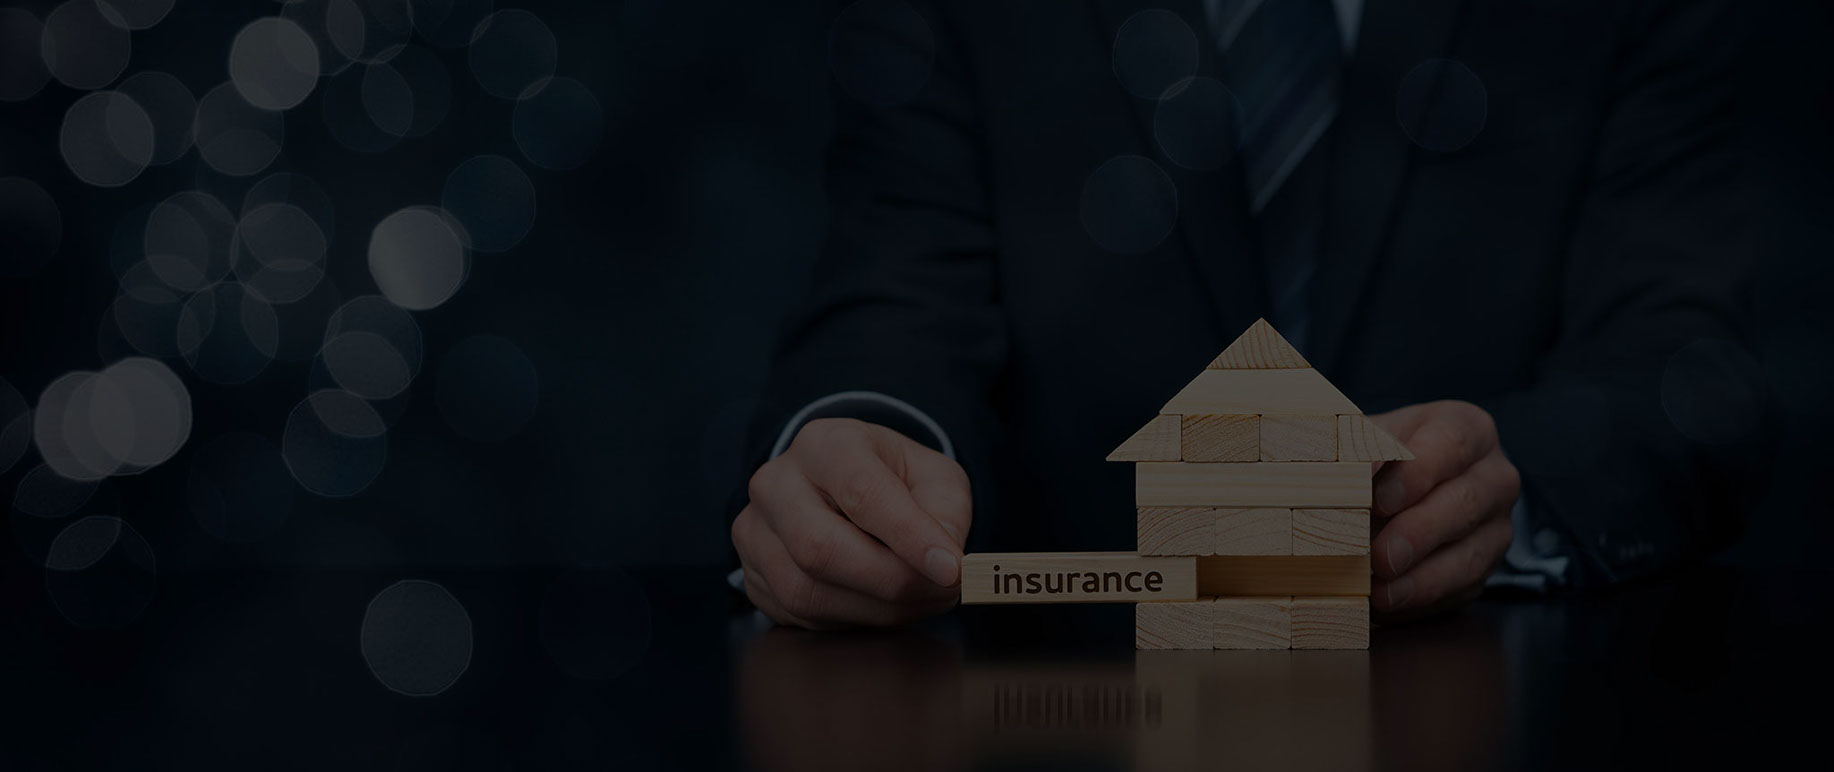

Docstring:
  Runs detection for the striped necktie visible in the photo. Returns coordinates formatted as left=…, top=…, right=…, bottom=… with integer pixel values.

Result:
left=1208, top=0, right=1344, bottom=348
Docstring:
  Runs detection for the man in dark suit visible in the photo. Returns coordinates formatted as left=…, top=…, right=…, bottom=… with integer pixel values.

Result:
left=732, top=0, right=1746, bottom=628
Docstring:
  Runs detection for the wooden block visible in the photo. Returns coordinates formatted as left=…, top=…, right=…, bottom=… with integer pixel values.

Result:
left=1136, top=599, right=1215, bottom=650
left=1291, top=597, right=1369, bottom=649
left=1337, top=414, right=1414, bottom=461
left=1213, top=597, right=1292, bottom=649
left=1180, top=414, right=1258, bottom=462
left=1196, top=556, right=1370, bottom=596
left=1135, top=462, right=1371, bottom=508
left=1213, top=508, right=1291, bottom=555
left=1259, top=414, right=1337, bottom=461
left=1107, top=414, right=1181, bottom=461
left=1208, top=318, right=1310, bottom=369
left=1160, top=369, right=1360, bottom=415
left=960, top=552, right=1197, bottom=604
left=1137, top=508, right=1214, bottom=556
left=1293, top=509, right=1369, bottom=555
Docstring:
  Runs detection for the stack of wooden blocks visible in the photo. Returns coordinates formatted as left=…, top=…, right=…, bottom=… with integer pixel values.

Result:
left=959, top=320, right=1412, bottom=650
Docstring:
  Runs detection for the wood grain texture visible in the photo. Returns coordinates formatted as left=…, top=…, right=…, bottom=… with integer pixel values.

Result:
left=1207, top=318, right=1310, bottom=369
left=1160, top=369, right=1360, bottom=415
left=1213, top=597, right=1293, bottom=649
left=1136, top=508, right=1214, bottom=556
left=1136, top=599, right=1215, bottom=650
left=960, top=552, right=1197, bottom=604
left=1107, top=414, right=1182, bottom=462
left=1292, top=509, right=1369, bottom=555
left=1337, top=414, right=1414, bottom=461
left=1291, top=597, right=1369, bottom=649
left=1180, top=414, right=1259, bottom=462
left=1213, top=508, right=1291, bottom=555
left=1196, top=556, right=1370, bottom=596
left=1135, top=462, right=1372, bottom=508
left=1259, top=414, right=1338, bottom=461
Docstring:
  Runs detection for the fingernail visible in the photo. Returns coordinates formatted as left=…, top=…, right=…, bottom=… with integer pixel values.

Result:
left=1384, top=535, right=1415, bottom=576
left=923, top=547, right=959, bottom=587
left=1376, top=477, right=1406, bottom=514
left=1384, top=576, right=1415, bottom=609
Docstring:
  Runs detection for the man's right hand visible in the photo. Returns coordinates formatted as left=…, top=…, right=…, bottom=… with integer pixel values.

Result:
left=733, top=418, right=972, bottom=629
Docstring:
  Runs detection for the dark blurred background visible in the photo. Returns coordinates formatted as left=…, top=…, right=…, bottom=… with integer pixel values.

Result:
left=1, top=0, right=1831, bottom=621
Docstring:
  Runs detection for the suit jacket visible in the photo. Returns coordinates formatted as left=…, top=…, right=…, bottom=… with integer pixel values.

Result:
left=752, top=0, right=1749, bottom=587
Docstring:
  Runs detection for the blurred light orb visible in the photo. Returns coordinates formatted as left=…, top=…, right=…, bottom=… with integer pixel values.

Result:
left=31, top=358, right=192, bottom=481
left=466, top=9, right=556, bottom=99
left=1154, top=76, right=1239, bottom=171
left=1080, top=154, right=1178, bottom=254
left=361, top=579, right=473, bottom=697
left=325, top=294, right=425, bottom=379
left=283, top=389, right=388, bottom=496
left=321, top=66, right=400, bottom=153
left=45, top=515, right=157, bottom=630
left=115, top=71, right=196, bottom=164
left=441, top=155, right=535, bottom=252
left=194, top=82, right=286, bottom=176
left=33, top=371, right=105, bottom=480
left=188, top=432, right=294, bottom=542
left=323, top=331, right=414, bottom=399
left=230, top=17, right=322, bottom=111
left=0, top=177, right=62, bottom=277
left=368, top=206, right=469, bottom=310
left=145, top=191, right=237, bottom=291
left=243, top=172, right=337, bottom=242
left=1112, top=9, right=1197, bottom=100
left=409, top=0, right=491, bottom=49
left=111, top=261, right=185, bottom=357
left=41, top=0, right=131, bottom=90
left=1397, top=59, right=1487, bottom=152
left=96, top=0, right=173, bottom=31
left=59, top=90, right=155, bottom=187
left=539, top=568, right=652, bottom=681
left=362, top=45, right=449, bottom=138
left=512, top=77, right=603, bottom=171
left=436, top=335, right=538, bottom=442
left=12, top=463, right=99, bottom=518
left=0, top=9, right=51, bottom=101
left=282, top=0, right=369, bottom=75
left=235, top=202, right=328, bottom=304
left=828, top=0, right=934, bottom=106
left=177, top=282, right=280, bottom=384
left=0, top=378, right=27, bottom=475
left=1661, top=338, right=1763, bottom=445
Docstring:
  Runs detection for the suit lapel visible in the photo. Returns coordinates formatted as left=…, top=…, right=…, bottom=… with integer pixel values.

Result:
left=1094, top=0, right=1269, bottom=346
left=1306, top=0, right=1471, bottom=372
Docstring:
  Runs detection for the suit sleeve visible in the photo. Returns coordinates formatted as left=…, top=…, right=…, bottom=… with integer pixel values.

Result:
left=1490, top=0, right=1752, bottom=586
left=744, top=4, right=1005, bottom=512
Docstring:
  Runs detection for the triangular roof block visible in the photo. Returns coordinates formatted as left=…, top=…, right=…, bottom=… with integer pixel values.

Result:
left=1106, top=319, right=1412, bottom=462
left=1208, top=318, right=1309, bottom=369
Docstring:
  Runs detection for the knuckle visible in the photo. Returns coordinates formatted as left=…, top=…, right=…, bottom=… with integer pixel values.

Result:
left=838, top=470, right=888, bottom=516
left=791, top=527, right=841, bottom=580
left=747, top=462, right=788, bottom=505
left=796, top=418, right=860, bottom=453
left=782, top=573, right=824, bottom=620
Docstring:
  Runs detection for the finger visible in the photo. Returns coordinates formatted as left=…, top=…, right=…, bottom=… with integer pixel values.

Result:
left=1372, top=451, right=1519, bottom=579
left=741, top=507, right=955, bottom=628
left=1372, top=403, right=1497, bottom=517
left=892, top=442, right=973, bottom=548
left=750, top=461, right=956, bottom=604
left=1372, top=514, right=1512, bottom=616
left=797, top=434, right=963, bottom=588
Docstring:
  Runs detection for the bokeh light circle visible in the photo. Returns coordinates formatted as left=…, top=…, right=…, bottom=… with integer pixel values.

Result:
left=115, top=71, right=196, bottom=164
left=360, top=579, right=473, bottom=696
left=827, top=0, right=934, bottom=106
left=323, top=331, right=414, bottom=399
left=144, top=190, right=237, bottom=291
left=440, top=155, right=535, bottom=252
left=230, top=17, right=322, bottom=111
left=281, top=0, right=369, bottom=75
left=1111, top=9, right=1197, bottom=100
left=466, top=9, right=555, bottom=99
left=188, top=432, right=295, bottom=542
left=1079, top=154, right=1179, bottom=254
left=363, top=45, right=450, bottom=138
left=368, top=206, right=470, bottom=310
left=1153, top=76, right=1240, bottom=171
left=194, top=82, right=286, bottom=176
left=511, top=77, right=603, bottom=171
left=283, top=389, right=388, bottom=496
left=12, top=463, right=99, bottom=518
left=45, top=515, right=157, bottom=629
left=59, top=90, right=155, bottom=187
left=41, top=0, right=131, bottom=90
left=325, top=295, right=425, bottom=379
left=436, top=335, right=539, bottom=441
left=0, top=177, right=63, bottom=277
left=234, top=202, right=328, bottom=304
left=0, top=9, right=50, bottom=101
left=243, top=172, right=337, bottom=242
left=1396, top=59, right=1488, bottom=153
left=176, top=282, right=280, bottom=384
left=96, top=0, right=173, bottom=31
